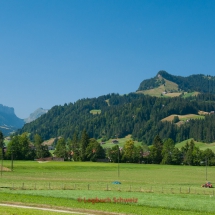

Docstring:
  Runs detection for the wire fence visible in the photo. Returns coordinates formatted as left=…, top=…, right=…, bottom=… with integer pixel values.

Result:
left=0, top=182, right=214, bottom=196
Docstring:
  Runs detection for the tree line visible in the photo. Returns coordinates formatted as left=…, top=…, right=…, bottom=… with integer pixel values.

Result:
left=1, top=130, right=215, bottom=166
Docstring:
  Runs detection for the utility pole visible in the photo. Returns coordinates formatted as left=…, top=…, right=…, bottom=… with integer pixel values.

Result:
left=11, top=146, right=14, bottom=171
left=118, top=146, right=120, bottom=178
left=206, top=157, right=208, bottom=181
left=1, top=147, right=3, bottom=177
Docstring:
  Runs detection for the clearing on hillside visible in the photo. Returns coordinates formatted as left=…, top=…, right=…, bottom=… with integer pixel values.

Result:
left=161, top=114, right=204, bottom=123
left=90, top=109, right=101, bottom=115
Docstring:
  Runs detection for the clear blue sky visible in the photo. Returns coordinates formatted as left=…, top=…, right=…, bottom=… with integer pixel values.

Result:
left=1, top=0, right=215, bottom=118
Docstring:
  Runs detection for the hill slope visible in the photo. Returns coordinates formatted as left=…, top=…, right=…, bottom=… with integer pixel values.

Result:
left=19, top=92, right=215, bottom=144
left=137, top=70, right=215, bottom=95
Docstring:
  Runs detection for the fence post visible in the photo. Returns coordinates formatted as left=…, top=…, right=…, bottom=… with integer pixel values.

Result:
left=22, top=183, right=24, bottom=189
left=180, top=187, right=181, bottom=193
left=88, top=184, right=89, bottom=190
left=188, top=187, right=190, bottom=194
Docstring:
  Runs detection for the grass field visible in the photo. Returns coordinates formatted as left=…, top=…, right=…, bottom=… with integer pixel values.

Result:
left=137, top=78, right=182, bottom=97
left=175, top=138, right=215, bottom=152
left=90, top=109, right=101, bottom=115
left=99, top=135, right=142, bottom=149
left=161, top=114, right=205, bottom=123
left=182, top=92, right=200, bottom=98
left=1, top=161, right=215, bottom=214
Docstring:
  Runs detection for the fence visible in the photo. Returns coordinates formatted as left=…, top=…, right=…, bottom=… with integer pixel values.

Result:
left=1, top=182, right=214, bottom=196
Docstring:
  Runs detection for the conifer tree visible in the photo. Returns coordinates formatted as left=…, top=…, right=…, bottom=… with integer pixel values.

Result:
left=80, top=129, right=89, bottom=161
left=149, top=135, right=163, bottom=164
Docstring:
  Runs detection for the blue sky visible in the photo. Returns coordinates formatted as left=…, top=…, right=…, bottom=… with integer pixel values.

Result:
left=1, top=0, right=215, bottom=118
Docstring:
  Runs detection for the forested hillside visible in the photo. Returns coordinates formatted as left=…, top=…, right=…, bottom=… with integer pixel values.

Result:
left=19, top=92, right=215, bottom=144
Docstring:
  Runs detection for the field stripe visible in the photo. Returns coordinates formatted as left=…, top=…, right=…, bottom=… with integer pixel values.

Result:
left=0, top=203, right=94, bottom=215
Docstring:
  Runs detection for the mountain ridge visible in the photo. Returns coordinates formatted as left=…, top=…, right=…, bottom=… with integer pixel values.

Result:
left=24, top=108, right=49, bottom=123
left=137, top=70, right=214, bottom=94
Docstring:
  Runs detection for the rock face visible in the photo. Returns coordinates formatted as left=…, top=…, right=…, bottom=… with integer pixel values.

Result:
left=24, top=108, right=48, bottom=123
left=0, top=104, right=24, bottom=136
left=0, top=105, right=49, bottom=136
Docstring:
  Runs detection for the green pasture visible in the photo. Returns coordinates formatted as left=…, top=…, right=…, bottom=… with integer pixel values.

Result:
left=100, top=135, right=142, bottom=149
left=179, top=115, right=204, bottom=121
left=137, top=85, right=165, bottom=97
left=1, top=161, right=215, bottom=214
left=161, top=114, right=205, bottom=123
left=90, top=109, right=101, bottom=115
left=182, top=92, right=199, bottom=98
left=176, top=139, right=215, bottom=152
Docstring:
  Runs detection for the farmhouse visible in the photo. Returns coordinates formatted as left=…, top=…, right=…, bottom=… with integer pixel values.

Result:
left=112, top=139, right=119, bottom=144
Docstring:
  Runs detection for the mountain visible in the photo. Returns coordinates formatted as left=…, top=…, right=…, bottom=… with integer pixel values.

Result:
left=24, top=108, right=48, bottom=123
left=0, top=106, right=49, bottom=136
left=0, top=104, right=24, bottom=136
left=137, top=71, right=215, bottom=96
left=19, top=70, right=215, bottom=144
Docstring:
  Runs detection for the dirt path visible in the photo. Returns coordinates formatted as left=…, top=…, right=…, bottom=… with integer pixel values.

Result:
left=0, top=203, right=123, bottom=215
left=0, top=203, right=94, bottom=215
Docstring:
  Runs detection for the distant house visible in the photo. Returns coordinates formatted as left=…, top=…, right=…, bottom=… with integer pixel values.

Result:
left=142, top=151, right=150, bottom=157
left=112, top=139, right=119, bottom=144
left=100, top=142, right=106, bottom=145
left=48, top=146, right=54, bottom=150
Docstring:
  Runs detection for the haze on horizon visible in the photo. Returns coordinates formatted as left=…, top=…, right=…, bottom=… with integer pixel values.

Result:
left=1, top=0, right=215, bottom=118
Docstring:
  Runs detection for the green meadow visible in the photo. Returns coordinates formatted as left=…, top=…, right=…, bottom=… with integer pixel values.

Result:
left=0, top=161, right=215, bottom=214
left=175, top=139, right=215, bottom=152
left=100, top=135, right=142, bottom=149
left=90, top=109, right=101, bottom=115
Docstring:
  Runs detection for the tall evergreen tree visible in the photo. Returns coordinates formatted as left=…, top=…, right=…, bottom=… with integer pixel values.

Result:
left=71, top=131, right=79, bottom=161
left=80, top=129, right=89, bottom=161
left=34, top=134, right=50, bottom=159
left=149, top=135, right=163, bottom=164
left=161, top=138, right=175, bottom=164
left=0, top=131, right=4, bottom=159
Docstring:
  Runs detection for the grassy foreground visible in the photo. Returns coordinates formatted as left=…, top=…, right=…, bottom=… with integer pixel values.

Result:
left=0, top=161, right=215, bottom=214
